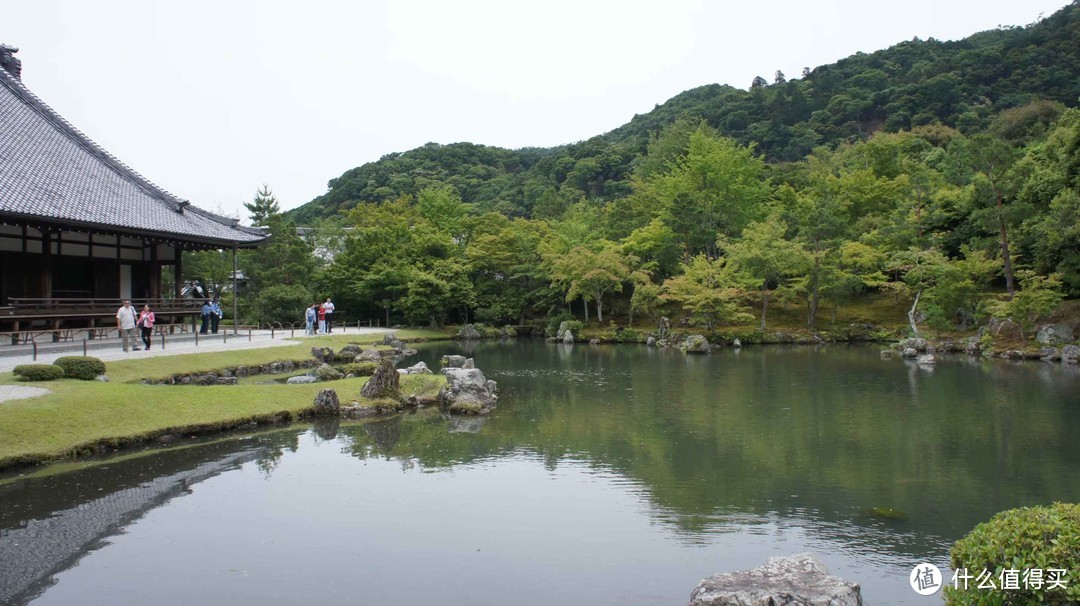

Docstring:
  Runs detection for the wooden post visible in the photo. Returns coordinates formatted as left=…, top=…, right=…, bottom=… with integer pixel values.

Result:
left=232, top=244, right=239, bottom=335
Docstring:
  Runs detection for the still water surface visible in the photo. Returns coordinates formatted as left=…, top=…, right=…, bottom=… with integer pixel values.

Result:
left=2, top=341, right=1079, bottom=605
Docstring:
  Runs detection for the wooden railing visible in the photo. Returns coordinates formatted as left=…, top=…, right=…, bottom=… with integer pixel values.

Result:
left=6, top=297, right=204, bottom=314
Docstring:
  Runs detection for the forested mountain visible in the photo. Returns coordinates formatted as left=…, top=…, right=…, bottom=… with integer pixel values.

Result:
left=289, top=2, right=1080, bottom=223
left=228, top=3, right=1080, bottom=334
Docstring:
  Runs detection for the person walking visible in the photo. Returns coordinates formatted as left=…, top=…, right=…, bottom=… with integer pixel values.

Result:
left=210, top=298, right=223, bottom=334
left=305, top=303, right=317, bottom=335
left=116, top=299, right=139, bottom=353
left=137, top=304, right=156, bottom=351
left=317, top=301, right=327, bottom=335
left=323, top=298, right=335, bottom=333
left=200, top=300, right=211, bottom=334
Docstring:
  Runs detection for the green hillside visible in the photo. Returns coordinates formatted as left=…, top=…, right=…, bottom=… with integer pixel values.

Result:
left=288, top=2, right=1080, bottom=223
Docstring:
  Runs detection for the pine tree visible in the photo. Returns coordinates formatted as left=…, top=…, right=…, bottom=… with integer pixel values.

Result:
left=244, top=184, right=281, bottom=227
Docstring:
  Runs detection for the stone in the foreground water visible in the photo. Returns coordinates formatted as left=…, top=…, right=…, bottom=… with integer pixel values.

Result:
left=689, top=553, right=862, bottom=606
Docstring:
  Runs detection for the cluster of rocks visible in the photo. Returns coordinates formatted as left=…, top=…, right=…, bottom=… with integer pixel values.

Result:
left=144, top=359, right=320, bottom=385
left=886, top=320, right=1078, bottom=365
left=458, top=324, right=517, bottom=340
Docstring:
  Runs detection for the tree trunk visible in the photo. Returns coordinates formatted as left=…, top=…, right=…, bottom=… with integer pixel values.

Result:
left=997, top=192, right=1015, bottom=299
left=908, top=289, right=922, bottom=339
left=583, top=298, right=589, bottom=322
left=596, top=296, right=603, bottom=324
left=385, top=306, right=390, bottom=328
left=760, top=287, right=768, bottom=332
left=807, top=260, right=820, bottom=330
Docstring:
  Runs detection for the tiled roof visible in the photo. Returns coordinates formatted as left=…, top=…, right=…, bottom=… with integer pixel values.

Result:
left=0, top=67, right=266, bottom=247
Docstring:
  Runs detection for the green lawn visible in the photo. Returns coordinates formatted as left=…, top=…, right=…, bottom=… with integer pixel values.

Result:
left=0, top=330, right=449, bottom=469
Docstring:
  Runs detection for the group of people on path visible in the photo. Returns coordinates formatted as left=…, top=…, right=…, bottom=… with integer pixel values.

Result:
left=200, top=298, right=223, bottom=334
left=115, top=300, right=156, bottom=352
left=305, top=298, right=335, bottom=335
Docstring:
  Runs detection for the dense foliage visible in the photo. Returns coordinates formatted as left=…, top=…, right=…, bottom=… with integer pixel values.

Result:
left=261, top=5, right=1080, bottom=331
left=946, top=503, right=1080, bottom=605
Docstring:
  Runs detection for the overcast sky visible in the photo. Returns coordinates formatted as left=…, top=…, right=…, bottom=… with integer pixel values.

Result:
left=2, top=0, right=1070, bottom=222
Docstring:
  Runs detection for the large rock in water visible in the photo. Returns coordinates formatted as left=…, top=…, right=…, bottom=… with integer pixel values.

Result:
left=681, top=335, right=711, bottom=353
left=459, top=324, right=482, bottom=339
left=689, top=553, right=862, bottom=606
left=439, top=368, right=498, bottom=414
left=360, top=359, right=400, bottom=399
left=441, top=354, right=467, bottom=369
left=312, top=389, right=340, bottom=416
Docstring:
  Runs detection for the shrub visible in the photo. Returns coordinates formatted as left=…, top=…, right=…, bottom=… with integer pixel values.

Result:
left=13, top=364, right=65, bottom=381
left=946, top=502, right=1080, bottom=605
left=53, top=356, right=106, bottom=380
left=253, top=284, right=314, bottom=326
left=340, top=362, right=378, bottom=377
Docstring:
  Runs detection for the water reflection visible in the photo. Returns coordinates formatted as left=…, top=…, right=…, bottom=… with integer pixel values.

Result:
left=1, top=342, right=1078, bottom=605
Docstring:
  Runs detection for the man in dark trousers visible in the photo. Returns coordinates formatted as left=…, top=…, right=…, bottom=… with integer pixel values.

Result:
left=323, top=298, right=335, bottom=333
left=200, top=300, right=211, bottom=334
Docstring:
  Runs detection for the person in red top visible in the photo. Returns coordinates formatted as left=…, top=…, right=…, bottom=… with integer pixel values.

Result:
left=317, top=303, right=327, bottom=335
left=137, top=304, right=156, bottom=351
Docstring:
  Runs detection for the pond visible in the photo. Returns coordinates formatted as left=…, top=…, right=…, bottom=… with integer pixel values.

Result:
left=2, top=341, right=1079, bottom=605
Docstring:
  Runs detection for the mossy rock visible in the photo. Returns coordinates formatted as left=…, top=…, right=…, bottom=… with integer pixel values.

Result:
left=53, top=356, right=106, bottom=380
left=13, top=364, right=65, bottom=381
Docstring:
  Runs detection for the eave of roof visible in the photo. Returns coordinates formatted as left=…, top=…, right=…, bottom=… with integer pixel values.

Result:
left=0, top=64, right=267, bottom=247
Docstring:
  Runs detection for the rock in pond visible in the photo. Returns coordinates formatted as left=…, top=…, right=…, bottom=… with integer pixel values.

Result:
left=688, top=553, right=862, bottom=606
left=439, top=368, right=498, bottom=414
left=681, top=335, right=711, bottom=353
left=1036, top=323, right=1074, bottom=345
left=315, top=363, right=343, bottom=381
left=398, top=361, right=432, bottom=375
left=441, top=354, right=467, bottom=369
left=287, top=375, right=318, bottom=385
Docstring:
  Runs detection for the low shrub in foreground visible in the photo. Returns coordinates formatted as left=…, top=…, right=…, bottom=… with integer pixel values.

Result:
left=946, top=502, right=1079, bottom=605
left=53, top=356, right=106, bottom=380
left=13, top=364, right=65, bottom=381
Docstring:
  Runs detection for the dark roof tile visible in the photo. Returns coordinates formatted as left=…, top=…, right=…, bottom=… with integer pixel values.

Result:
left=0, top=67, right=266, bottom=247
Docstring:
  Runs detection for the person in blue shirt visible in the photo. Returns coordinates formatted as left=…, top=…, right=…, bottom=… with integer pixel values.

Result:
left=305, top=303, right=317, bottom=335
left=210, top=298, right=223, bottom=334
left=200, top=300, right=211, bottom=334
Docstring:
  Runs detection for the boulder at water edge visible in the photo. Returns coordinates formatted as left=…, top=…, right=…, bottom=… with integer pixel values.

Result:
left=311, top=347, right=336, bottom=364
left=316, top=363, right=343, bottom=381
left=382, top=332, right=397, bottom=346
left=398, top=361, right=432, bottom=375
left=287, top=375, right=317, bottom=384
left=688, top=553, right=861, bottom=606
left=312, top=389, right=340, bottom=416
left=681, top=335, right=711, bottom=353
left=562, top=330, right=574, bottom=344
left=439, top=368, right=498, bottom=414
left=459, top=324, right=482, bottom=339
left=1036, top=323, right=1074, bottom=345
left=441, top=354, right=467, bottom=369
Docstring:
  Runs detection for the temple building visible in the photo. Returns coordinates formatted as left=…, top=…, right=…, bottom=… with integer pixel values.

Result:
left=0, top=45, right=266, bottom=333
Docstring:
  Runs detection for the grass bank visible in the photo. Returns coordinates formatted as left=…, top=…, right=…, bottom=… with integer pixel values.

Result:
left=0, top=329, right=449, bottom=470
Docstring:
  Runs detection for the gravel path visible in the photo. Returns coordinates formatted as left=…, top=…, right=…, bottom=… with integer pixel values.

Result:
left=0, top=385, right=51, bottom=402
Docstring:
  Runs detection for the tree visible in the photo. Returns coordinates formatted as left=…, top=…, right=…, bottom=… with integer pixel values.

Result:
left=652, top=130, right=769, bottom=258
left=959, top=134, right=1022, bottom=297
left=751, top=76, right=768, bottom=88
left=986, top=270, right=1064, bottom=338
left=722, top=213, right=810, bottom=331
left=546, top=241, right=633, bottom=324
left=244, top=184, right=281, bottom=227
left=242, top=214, right=316, bottom=290
left=661, top=255, right=751, bottom=330
left=774, top=70, right=786, bottom=85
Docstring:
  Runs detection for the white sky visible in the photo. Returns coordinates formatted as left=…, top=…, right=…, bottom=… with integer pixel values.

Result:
left=2, top=0, right=1070, bottom=222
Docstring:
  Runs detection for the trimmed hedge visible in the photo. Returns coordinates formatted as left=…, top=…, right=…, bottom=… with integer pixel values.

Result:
left=13, top=364, right=65, bottom=381
left=53, top=356, right=106, bottom=380
left=946, top=502, right=1080, bottom=605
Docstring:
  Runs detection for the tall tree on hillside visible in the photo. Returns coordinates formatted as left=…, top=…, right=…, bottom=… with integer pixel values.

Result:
left=244, top=184, right=281, bottom=227
left=958, top=134, right=1022, bottom=298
